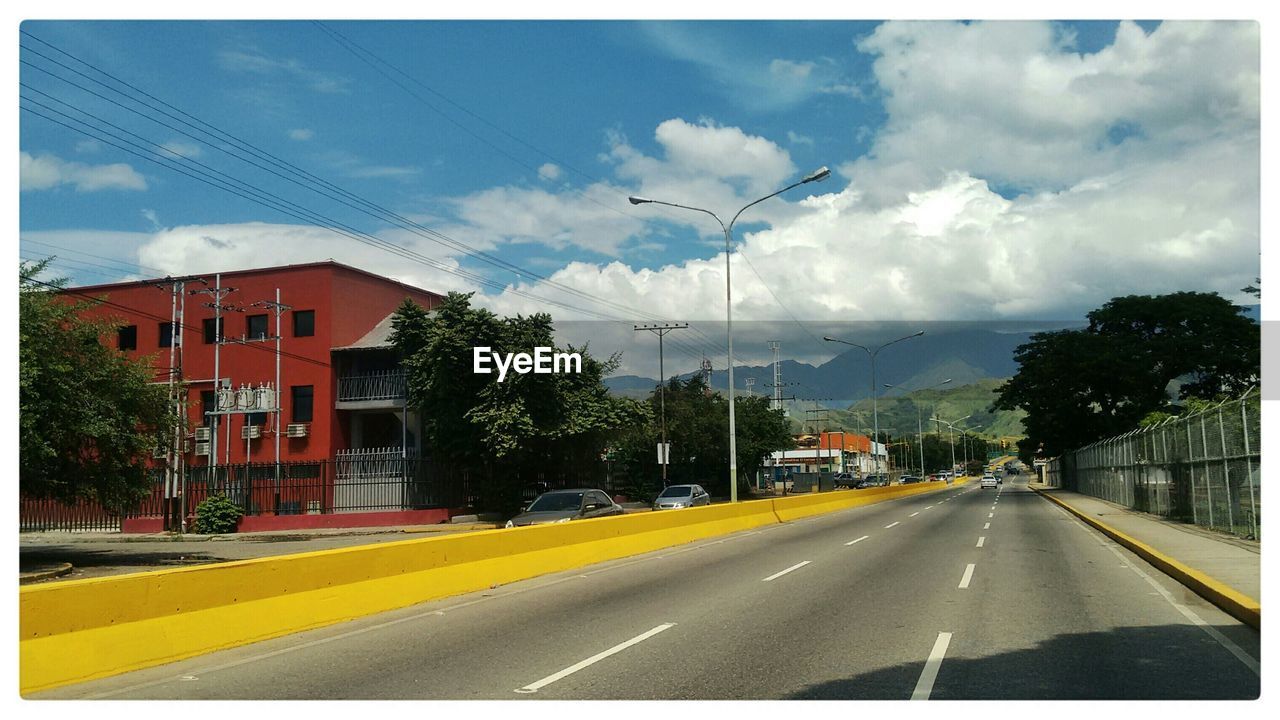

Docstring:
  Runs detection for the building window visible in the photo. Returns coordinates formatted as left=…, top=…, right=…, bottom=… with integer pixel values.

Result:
left=291, top=385, right=314, bottom=423
left=203, top=317, right=223, bottom=344
left=200, top=390, right=216, bottom=418
left=158, top=321, right=173, bottom=348
left=246, top=411, right=266, bottom=426
left=247, top=314, right=268, bottom=340
left=293, top=310, right=315, bottom=337
left=117, top=325, right=137, bottom=351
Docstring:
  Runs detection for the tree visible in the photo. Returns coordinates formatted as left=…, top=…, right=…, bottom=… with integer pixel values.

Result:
left=390, top=292, right=648, bottom=512
left=613, top=375, right=794, bottom=500
left=995, top=291, right=1259, bottom=458
left=19, top=261, right=172, bottom=507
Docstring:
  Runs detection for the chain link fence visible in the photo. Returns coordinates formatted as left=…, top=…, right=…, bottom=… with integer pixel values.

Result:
left=1043, top=389, right=1260, bottom=540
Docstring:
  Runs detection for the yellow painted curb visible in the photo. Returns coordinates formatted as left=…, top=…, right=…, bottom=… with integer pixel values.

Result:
left=20, top=479, right=959, bottom=695
left=1031, top=485, right=1260, bottom=630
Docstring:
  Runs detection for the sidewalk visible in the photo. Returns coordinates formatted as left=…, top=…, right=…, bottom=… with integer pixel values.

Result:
left=1030, top=482, right=1260, bottom=614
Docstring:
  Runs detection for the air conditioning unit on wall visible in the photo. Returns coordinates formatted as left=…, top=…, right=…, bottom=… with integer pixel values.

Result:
left=194, top=426, right=211, bottom=442
left=286, top=423, right=309, bottom=438
left=241, top=425, right=261, bottom=440
left=194, top=441, right=211, bottom=456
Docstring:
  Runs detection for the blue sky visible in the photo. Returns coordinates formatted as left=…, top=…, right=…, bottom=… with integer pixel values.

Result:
left=18, top=19, right=1260, bottom=374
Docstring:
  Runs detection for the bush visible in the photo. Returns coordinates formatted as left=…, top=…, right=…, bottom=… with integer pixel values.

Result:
left=194, top=493, right=244, bottom=534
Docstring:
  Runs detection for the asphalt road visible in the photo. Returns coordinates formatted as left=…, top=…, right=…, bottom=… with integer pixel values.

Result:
left=36, top=477, right=1260, bottom=700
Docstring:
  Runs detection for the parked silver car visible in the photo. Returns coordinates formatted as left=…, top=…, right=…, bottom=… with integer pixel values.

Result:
left=505, top=489, right=623, bottom=527
left=652, top=484, right=711, bottom=510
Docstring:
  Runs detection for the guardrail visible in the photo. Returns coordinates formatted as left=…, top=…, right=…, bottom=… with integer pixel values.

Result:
left=19, top=478, right=963, bottom=694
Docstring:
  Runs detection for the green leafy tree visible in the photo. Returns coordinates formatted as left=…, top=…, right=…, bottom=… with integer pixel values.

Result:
left=614, top=375, right=794, bottom=499
left=995, top=292, right=1259, bottom=458
left=390, top=292, right=649, bottom=512
left=19, top=260, right=172, bottom=508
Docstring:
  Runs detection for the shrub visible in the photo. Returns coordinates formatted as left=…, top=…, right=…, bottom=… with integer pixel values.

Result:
left=194, top=493, right=244, bottom=534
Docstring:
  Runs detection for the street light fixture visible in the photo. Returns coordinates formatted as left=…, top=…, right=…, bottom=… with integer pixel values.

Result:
left=884, top=378, right=952, bottom=475
left=824, top=330, right=925, bottom=474
left=629, top=166, right=830, bottom=502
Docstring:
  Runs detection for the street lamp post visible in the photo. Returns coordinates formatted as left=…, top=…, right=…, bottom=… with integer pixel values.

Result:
left=630, top=166, right=830, bottom=502
left=823, top=331, right=925, bottom=473
left=931, top=414, right=971, bottom=479
left=885, top=378, right=952, bottom=475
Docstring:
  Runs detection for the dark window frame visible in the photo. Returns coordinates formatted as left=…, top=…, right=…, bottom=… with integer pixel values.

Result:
left=291, top=385, right=314, bottom=423
left=293, top=309, right=315, bottom=338
left=202, top=317, right=223, bottom=345
left=117, top=324, right=138, bottom=351
left=247, top=313, right=269, bottom=341
left=158, top=321, right=174, bottom=348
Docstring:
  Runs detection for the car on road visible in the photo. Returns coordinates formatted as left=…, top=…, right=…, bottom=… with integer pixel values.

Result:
left=834, top=472, right=858, bottom=489
left=980, top=473, right=998, bottom=489
left=652, top=484, right=710, bottom=510
left=898, top=475, right=923, bottom=484
left=861, top=474, right=890, bottom=487
left=505, top=489, right=623, bottom=527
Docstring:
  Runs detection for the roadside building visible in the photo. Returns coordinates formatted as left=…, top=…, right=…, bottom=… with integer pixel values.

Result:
left=44, top=260, right=447, bottom=531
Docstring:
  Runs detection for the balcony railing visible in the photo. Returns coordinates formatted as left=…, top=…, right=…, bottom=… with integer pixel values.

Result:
left=337, top=369, right=407, bottom=403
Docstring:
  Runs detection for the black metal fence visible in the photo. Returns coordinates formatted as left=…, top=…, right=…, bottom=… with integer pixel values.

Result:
left=20, top=454, right=626, bottom=532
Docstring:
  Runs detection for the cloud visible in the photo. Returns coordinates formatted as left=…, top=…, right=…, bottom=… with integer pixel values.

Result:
left=217, top=49, right=350, bottom=94
left=538, top=163, right=562, bottom=181
left=74, top=139, right=101, bottom=154
left=640, top=24, right=862, bottom=111
left=20, top=152, right=147, bottom=192
left=141, top=209, right=160, bottom=230
left=439, top=118, right=800, bottom=256
left=845, top=20, right=1259, bottom=204
left=159, top=139, right=204, bottom=159
left=287, top=128, right=314, bottom=141
left=132, top=222, right=479, bottom=295
left=471, top=22, right=1257, bottom=330
left=787, top=130, right=815, bottom=147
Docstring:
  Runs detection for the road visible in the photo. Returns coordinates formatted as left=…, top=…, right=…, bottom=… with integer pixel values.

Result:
left=36, top=477, right=1260, bottom=700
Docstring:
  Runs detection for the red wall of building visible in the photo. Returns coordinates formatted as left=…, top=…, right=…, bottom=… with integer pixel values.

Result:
left=69, top=262, right=441, bottom=467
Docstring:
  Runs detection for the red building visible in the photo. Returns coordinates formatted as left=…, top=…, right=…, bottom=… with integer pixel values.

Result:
left=66, top=261, right=447, bottom=531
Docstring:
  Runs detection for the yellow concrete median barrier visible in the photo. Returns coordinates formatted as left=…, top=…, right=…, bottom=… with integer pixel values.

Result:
left=21, top=479, right=956, bottom=694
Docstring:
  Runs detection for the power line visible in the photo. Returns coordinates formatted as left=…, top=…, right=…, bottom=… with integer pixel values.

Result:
left=20, top=34, right=727, bottom=363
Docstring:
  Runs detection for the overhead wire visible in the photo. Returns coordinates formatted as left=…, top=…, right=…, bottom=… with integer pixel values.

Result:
left=19, top=34, right=725, bottom=367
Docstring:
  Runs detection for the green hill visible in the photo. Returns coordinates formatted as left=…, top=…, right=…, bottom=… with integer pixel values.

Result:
left=791, top=378, right=1026, bottom=441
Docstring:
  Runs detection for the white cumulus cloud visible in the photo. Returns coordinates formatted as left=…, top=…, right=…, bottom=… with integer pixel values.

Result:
left=20, top=152, right=147, bottom=192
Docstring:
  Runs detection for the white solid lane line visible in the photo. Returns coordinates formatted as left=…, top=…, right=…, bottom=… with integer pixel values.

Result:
left=515, top=623, right=676, bottom=693
left=976, top=536, right=985, bottom=548
left=983, top=522, right=990, bottom=530
left=762, top=561, right=812, bottom=582
left=884, top=521, right=900, bottom=529
left=911, top=631, right=954, bottom=700
left=909, top=512, right=920, bottom=517
left=958, top=563, right=976, bottom=589
left=845, top=535, right=870, bottom=546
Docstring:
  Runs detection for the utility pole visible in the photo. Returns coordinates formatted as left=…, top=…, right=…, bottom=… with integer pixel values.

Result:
left=745, top=377, right=755, bottom=396
left=769, top=340, right=782, bottom=411
left=191, top=275, right=237, bottom=482
left=252, top=289, right=290, bottom=513
left=634, top=322, right=688, bottom=486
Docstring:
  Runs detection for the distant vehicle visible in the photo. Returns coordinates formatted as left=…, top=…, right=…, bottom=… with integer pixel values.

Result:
left=862, top=474, right=890, bottom=487
left=653, top=484, right=710, bottom=510
left=834, top=472, right=858, bottom=489
left=898, top=475, right=923, bottom=484
left=981, top=474, right=998, bottom=489
left=506, top=489, right=623, bottom=527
